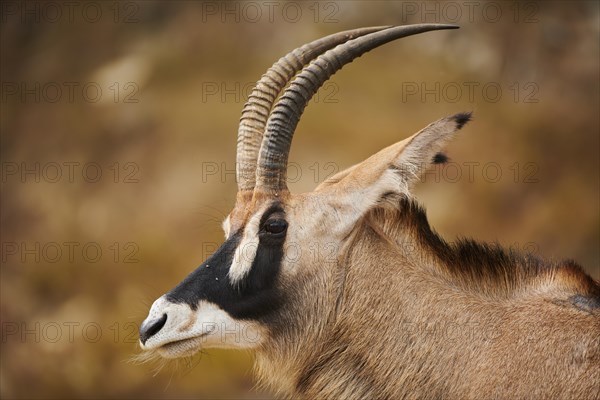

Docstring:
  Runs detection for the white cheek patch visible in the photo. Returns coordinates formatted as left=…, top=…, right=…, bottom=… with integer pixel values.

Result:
left=141, top=297, right=265, bottom=357
left=195, top=301, right=265, bottom=350
left=228, top=211, right=262, bottom=285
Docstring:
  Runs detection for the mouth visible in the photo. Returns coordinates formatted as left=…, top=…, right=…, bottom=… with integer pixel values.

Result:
left=152, top=334, right=208, bottom=359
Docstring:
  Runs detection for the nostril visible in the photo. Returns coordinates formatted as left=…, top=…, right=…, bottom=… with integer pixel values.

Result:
left=139, top=313, right=167, bottom=345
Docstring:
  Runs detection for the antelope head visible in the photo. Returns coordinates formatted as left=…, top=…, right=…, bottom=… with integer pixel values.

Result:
left=139, top=24, right=465, bottom=360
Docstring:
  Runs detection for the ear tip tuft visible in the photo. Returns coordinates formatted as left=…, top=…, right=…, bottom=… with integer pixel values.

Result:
left=432, top=152, right=449, bottom=164
left=452, top=111, right=472, bottom=130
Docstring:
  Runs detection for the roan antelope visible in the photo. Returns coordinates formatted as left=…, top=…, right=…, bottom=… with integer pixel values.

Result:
left=139, top=25, right=600, bottom=399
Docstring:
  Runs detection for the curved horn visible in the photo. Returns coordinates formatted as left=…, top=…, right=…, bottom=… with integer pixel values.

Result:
left=236, top=26, right=392, bottom=192
left=255, top=24, right=458, bottom=192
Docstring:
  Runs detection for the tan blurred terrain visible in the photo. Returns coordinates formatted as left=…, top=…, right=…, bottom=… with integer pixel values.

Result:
left=1, top=1, right=598, bottom=398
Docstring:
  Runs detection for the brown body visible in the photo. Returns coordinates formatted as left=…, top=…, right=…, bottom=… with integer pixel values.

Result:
left=255, top=200, right=600, bottom=399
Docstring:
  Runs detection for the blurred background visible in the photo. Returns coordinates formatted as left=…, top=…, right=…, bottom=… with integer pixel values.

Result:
left=1, top=1, right=598, bottom=398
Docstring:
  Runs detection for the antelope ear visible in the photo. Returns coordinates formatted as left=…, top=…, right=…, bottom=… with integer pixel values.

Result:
left=314, top=112, right=470, bottom=219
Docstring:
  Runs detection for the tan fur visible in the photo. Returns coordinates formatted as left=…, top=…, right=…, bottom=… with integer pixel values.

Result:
left=252, top=199, right=600, bottom=399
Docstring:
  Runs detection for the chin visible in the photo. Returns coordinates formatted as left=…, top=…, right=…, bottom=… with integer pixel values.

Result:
left=158, top=339, right=204, bottom=358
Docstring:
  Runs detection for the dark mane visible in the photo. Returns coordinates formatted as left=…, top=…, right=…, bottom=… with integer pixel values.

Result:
left=367, top=197, right=600, bottom=300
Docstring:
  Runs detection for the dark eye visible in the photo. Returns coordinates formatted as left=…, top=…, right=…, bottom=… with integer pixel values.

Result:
left=264, top=219, right=287, bottom=235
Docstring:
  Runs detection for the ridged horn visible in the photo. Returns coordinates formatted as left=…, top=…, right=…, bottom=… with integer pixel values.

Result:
left=236, top=26, right=392, bottom=192
left=255, top=24, right=458, bottom=192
